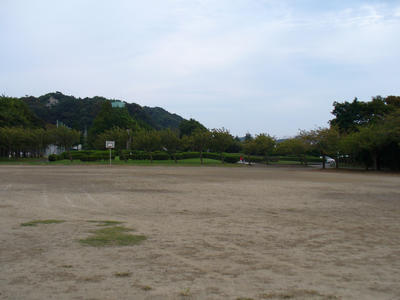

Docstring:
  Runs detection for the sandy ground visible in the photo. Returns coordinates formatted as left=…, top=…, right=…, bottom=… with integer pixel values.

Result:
left=0, top=165, right=399, bottom=300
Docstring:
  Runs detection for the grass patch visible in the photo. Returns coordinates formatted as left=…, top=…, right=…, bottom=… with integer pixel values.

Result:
left=21, top=219, right=65, bottom=227
left=114, top=271, right=132, bottom=277
left=179, top=288, right=191, bottom=297
left=260, top=289, right=339, bottom=299
left=79, top=226, right=146, bottom=247
left=87, top=220, right=124, bottom=226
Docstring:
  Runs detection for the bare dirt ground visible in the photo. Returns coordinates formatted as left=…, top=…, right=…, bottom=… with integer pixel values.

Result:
left=0, top=165, right=399, bottom=300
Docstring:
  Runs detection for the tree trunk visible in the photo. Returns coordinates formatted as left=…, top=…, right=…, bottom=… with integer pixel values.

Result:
left=372, top=152, right=379, bottom=170
left=149, top=152, right=153, bottom=163
left=68, top=151, right=72, bottom=161
left=335, top=157, right=339, bottom=169
left=322, top=154, right=326, bottom=169
left=200, top=151, right=203, bottom=165
left=173, top=153, right=177, bottom=164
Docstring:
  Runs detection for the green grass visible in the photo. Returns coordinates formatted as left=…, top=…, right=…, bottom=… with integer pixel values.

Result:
left=21, top=219, right=65, bottom=227
left=0, top=157, right=226, bottom=166
left=179, top=288, right=191, bottom=297
left=79, top=226, right=146, bottom=247
left=87, top=220, right=124, bottom=226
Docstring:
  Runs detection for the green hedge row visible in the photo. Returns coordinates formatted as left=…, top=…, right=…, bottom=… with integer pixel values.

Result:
left=49, top=150, right=116, bottom=162
left=49, top=150, right=321, bottom=164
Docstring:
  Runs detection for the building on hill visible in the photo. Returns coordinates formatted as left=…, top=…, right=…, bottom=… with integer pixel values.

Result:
left=111, top=100, right=125, bottom=108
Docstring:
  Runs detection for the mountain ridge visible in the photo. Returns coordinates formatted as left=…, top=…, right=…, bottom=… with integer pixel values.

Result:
left=19, top=92, right=186, bottom=131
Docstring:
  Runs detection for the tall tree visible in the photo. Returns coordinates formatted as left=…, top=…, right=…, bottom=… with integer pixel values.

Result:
left=276, top=138, right=309, bottom=165
left=190, top=129, right=211, bottom=164
left=93, top=127, right=129, bottom=151
left=253, top=133, right=275, bottom=164
left=160, top=129, right=181, bottom=163
left=300, top=127, right=340, bottom=168
left=49, top=127, right=81, bottom=161
left=210, top=128, right=233, bottom=163
left=88, top=101, right=138, bottom=146
left=133, top=130, right=161, bottom=163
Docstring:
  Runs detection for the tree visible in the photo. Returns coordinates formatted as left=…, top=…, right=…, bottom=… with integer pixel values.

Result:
left=93, top=127, right=129, bottom=151
left=210, top=128, right=233, bottom=163
left=277, top=138, right=309, bottom=165
left=88, top=101, right=138, bottom=146
left=179, top=118, right=207, bottom=137
left=133, top=130, right=161, bottom=163
left=300, top=127, right=340, bottom=169
left=253, top=133, right=275, bottom=164
left=340, top=125, right=389, bottom=170
left=330, top=96, right=394, bottom=134
left=49, top=127, right=81, bottom=161
left=242, top=139, right=257, bottom=163
left=0, top=96, right=43, bottom=128
left=190, top=129, right=211, bottom=164
left=160, top=129, right=181, bottom=163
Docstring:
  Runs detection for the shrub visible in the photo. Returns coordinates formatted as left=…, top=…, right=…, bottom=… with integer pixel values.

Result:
left=224, top=153, right=241, bottom=163
left=203, top=152, right=219, bottom=160
left=48, top=154, right=57, bottom=161
left=152, top=151, right=170, bottom=160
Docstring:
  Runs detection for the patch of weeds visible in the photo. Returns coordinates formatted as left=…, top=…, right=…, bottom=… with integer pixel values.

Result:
left=180, top=288, right=191, bottom=297
left=61, top=265, right=73, bottom=268
left=87, top=220, right=124, bottom=226
left=237, top=298, right=254, bottom=300
left=141, top=285, right=152, bottom=291
left=260, top=289, right=339, bottom=299
left=114, top=271, right=132, bottom=277
left=79, top=226, right=146, bottom=247
left=80, top=275, right=105, bottom=283
left=21, top=219, right=65, bottom=227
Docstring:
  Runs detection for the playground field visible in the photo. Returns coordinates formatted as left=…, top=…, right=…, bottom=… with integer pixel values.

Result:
left=0, top=165, right=399, bottom=299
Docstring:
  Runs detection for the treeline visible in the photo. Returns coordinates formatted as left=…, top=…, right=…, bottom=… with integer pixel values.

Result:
left=1, top=94, right=400, bottom=170
left=277, top=96, right=400, bottom=170
left=0, top=126, right=80, bottom=159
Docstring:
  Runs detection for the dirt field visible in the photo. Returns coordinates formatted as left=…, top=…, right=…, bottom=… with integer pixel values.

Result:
left=0, top=165, right=399, bottom=300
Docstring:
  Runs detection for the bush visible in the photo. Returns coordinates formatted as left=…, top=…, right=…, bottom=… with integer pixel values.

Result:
left=203, top=152, right=219, bottom=160
left=60, top=150, right=115, bottom=161
left=223, top=153, right=241, bottom=163
left=128, top=151, right=149, bottom=160
left=48, top=154, right=58, bottom=162
left=152, top=151, right=170, bottom=160
left=179, top=152, right=201, bottom=159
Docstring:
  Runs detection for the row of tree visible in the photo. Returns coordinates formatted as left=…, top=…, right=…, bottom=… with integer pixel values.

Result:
left=277, top=96, right=400, bottom=170
left=1, top=94, right=400, bottom=169
left=0, top=126, right=80, bottom=159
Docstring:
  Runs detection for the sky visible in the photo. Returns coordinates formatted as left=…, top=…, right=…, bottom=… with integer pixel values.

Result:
left=1, top=0, right=400, bottom=138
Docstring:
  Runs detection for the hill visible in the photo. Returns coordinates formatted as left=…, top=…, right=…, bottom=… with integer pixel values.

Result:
left=19, top=92, right=186, bottom=131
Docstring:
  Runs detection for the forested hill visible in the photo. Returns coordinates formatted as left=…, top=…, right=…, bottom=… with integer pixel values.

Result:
left=20, top=92, right=185, bottom=131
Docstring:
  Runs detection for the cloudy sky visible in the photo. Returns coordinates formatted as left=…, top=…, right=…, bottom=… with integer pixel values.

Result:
left=1, top=0, right=400, bottom=137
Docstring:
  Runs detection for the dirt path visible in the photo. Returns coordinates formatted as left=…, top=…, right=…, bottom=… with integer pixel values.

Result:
left=0, top=165, right=399, bottom=299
